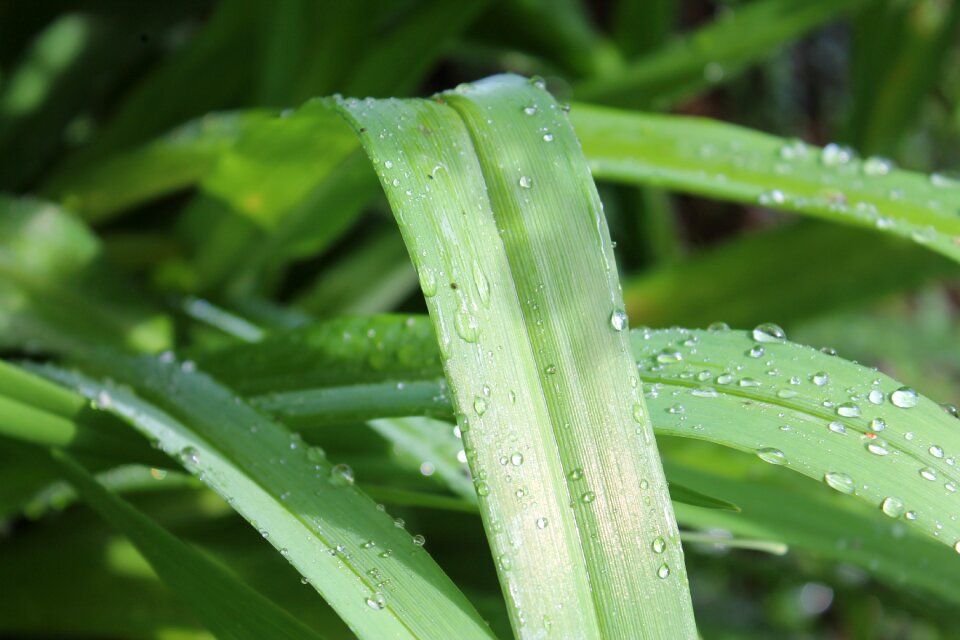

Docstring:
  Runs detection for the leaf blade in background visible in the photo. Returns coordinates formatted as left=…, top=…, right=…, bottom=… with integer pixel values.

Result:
left=572, top=104, right=960, bottom=264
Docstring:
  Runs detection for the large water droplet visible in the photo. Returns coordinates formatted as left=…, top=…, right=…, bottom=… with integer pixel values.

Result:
left=757, top=447, right=787, bottom=465
left=752, top=323, right=786, bottom=343
left=454, top=308, right=480, bottom=343
left=836, top=403, right=861, bottom=418
left=881, top=496, right=905, bottom=518
left=828, top=421, right=847, bottom=435
left=891, top=387, right=918, bottom=408
left=865, top=441, right=889, bottom=456
left=929, top=445, right=944, bottom=459
left=811, top=372, right=829, bottom=386
left=920, top=467, right=938, bottom=481
left=610, top=309, right=628, bottom=332
left=824, top=471, right=855, bottom=494
left=867, top=389, right=884, bottom=405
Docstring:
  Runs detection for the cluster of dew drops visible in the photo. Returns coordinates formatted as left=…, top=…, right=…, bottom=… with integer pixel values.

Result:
left=725, top=135, right=960, bottom=248
left=639, top=321, right=960, bottom=555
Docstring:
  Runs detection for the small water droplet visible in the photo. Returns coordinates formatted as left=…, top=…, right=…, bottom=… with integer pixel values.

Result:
left=331, top=463, right=355, bottom=486
left=656, top=564, right=670, bottom=579
left=707, top=321, right=730, bottom=332
left=581, top=491, right=596, bottom=504
left=930, top=445, right=945, bottom=459
left=811, top=372, right=829, bottom=386
left=412, top=534, right=426, bottom=546
left=536, top=517, right=548, bottom=529
left=870, top=417, right=887, bottom=432
left=748, top=345, right=765, bottom=358
left=866, top=441, right=889, bottom=456
left=652, top=536, right=666, bottom=554
left=828, top=421, right=847, bottom=435
left=920, top=467, right=938, bottom=481
left=867, top=389, right=884, bottom=404
left=863, top=156, right=893, bottom=176
left=821, top=143, right=854, bottom=166
left=366, top=593, right=386, bottom=610
left=891, top=387, right=918, bottom=408
left=656, top=349, right=683, bottom=364
left=473, top=396, right=488, bottom=416
left=519, top=176, right=533, bottom=189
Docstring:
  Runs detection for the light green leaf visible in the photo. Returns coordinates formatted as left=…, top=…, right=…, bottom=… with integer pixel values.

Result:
left=572, top=103, right=960, bottom=264
left=37, top=355, right=494, bottom=640
left=336, top=74, right=697, bottom=639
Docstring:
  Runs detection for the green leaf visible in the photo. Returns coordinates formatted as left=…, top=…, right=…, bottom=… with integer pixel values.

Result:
left=576, top=0, right=869, bottom=108
left=571, top=103, right=960, bottom=264
left=337, top=74, right=697, bottom=639
left=38, top=355, right=494, bottom=640
left=0, top=196, right=171, bottom=354
left=49, top=450, right=326, bottom=640
left=200, top=315, right=960, bottom=553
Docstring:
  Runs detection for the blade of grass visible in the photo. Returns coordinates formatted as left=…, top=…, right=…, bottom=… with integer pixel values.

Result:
left=571, top=103, right=960, bottom=264
left=49, top=449, right=326, bottom=640
left=36, top=355, right=495, bottom=640
left=336, top=74, right=697, bottom=639
left=575, top=0, right=870, bottom=108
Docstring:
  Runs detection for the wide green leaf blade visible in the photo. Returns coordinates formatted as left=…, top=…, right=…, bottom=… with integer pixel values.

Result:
left=572, top=104, right=960, bottom=264
left=37, top=356, right=495, bottom=640
left=336, top=74, right=697, bottom=639
left=49, top=450, right=327, bottom=640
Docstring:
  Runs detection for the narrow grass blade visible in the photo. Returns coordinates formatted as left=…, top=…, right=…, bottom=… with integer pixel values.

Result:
left=337, top=74, right=697, bottom=639
left=576, top=0, right=869, bottom=108
left=49, top=450, right=326, bottom=640
left=38, top=355, right=494, bottom=640
left=572, top=104, right=960, bottom=263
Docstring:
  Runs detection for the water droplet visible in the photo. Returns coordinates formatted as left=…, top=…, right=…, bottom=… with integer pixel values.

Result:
left=824, top=471, right=855, bottom=494
left=707, top=321, right=730, bottom=332
left=779, top=139, right=808, bottom=160
left=752, top=323, right=786, bottom=343
left=667, top=403, right=685, bottom=415
left=473, top=396, right=488, bottom=416
left=366, top=593, right=386, bottom=610
left=954, top=541, right=960, bottom=554
left=757, top=447, right=787, bottom=465
left=652, top=536, right=666, bottom=554
left=498, top=553, right=512, bottom=570
left=867, top=389, right=884, bottom=404
left=523, top=105, right=537, bottom=115
left=748, top=345, right=765, bottom=358
left=656, top=349, right=682, bottom=364
left=866, top=441, right=889, bottom=456
left=920, top=468, right=938, bottom=481
left=542, top=133, right=554, bottom=142
left=568, top=468, right=584, bottom=481
left=811, top=372, right=829, bottom=386
left=610, top=309, right=628, bottom=332
left=929, top=445, right=945, bottom=459
left=821, top=143, right=854, bottom=167
left=519, top=176, right=533, bottom=189
left=180, top=447, right=199, bottom=465
left=475, top=480, right=490, bottom=496
left=412, top=534, right=426, bottom=546
left=836, top=403, right=861, bottom=418
left=510, top=452, right=524, bottom=466
left=331, top=464, right=354, bottom=486
left=536, top=517, right=548, bottom=530
left=544, top=364, right=557, bottom=375
left=863, top=156, right=893, bottom=176
left=891, top=387, right=918, bottom=408
left=870, top=417, right=887, bottom=432
left=657, top=564, right=670, bottom=579
left=383, top=160, right=393, bottom=169
left=881, top=496, right=905, bottom=518
left=418, top=267, right=437, bottom=297
left=942, top=403, right=959, bottom=418
left=581, top=491, right=596, bottom=504
left=454, top=308, right=480, bottom=343
left=828, top=421, right=846, bottom=435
